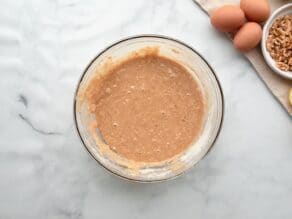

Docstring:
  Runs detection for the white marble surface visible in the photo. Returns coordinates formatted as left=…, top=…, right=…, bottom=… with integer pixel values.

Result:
left=0, top=0, right=291, bottom=218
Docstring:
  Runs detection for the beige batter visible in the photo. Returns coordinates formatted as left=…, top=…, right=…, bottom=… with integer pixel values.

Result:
left=86, top=55, right=205, bottom=163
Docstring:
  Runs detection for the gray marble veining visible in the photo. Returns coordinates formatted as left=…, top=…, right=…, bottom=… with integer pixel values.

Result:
left=0, top=0, right=291, bottom=218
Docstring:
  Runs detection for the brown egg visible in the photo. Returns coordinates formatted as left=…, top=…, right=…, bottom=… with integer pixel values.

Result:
left=233, top=22, right=262, bottom=52
left=240, top=0, right=270, bottom=23
left=210, top=5, right=245, bottom=32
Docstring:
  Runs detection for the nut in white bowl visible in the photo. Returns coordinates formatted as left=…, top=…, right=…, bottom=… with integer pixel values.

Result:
left=261, top=3, right=292, bottom=80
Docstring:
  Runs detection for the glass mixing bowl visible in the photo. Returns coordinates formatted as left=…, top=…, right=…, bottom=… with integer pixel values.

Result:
left=74, top=35, right=224, bottom=182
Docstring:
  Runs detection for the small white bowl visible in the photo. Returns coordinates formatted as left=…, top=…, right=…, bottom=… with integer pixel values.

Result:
left=261, top=3, right=292, bottom=80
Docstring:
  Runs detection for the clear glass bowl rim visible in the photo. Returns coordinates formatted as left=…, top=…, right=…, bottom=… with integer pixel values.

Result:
left=73, top=34, right=225, bottom=183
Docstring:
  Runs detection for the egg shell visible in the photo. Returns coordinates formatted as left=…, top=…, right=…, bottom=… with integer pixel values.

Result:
left=233, top=22, right=262, bottom=52
left=240, top=0, right=270, bottom=23
left=210, top=5, right=246, bottom=32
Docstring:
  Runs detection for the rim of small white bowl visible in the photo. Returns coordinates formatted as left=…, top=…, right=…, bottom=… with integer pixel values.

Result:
left=261, top=3, right=292, bottom=80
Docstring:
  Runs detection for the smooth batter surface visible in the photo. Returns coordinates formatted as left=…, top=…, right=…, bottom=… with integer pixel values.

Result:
left=87, top=55, right=205, bottom=162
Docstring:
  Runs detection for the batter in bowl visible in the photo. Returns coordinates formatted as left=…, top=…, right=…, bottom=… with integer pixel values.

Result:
left=85, top=54, right=205, bottom=163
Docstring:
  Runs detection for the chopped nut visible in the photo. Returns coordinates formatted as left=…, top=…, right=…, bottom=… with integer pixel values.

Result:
left=277, top=62, right=289, bottom=71
left=105, top=87, right=111, bottom=94
left=89, top=104, right=96, bottom=112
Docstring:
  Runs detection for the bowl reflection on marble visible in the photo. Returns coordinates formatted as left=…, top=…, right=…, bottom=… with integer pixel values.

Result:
left=74, top=35, right=224, bottom=182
